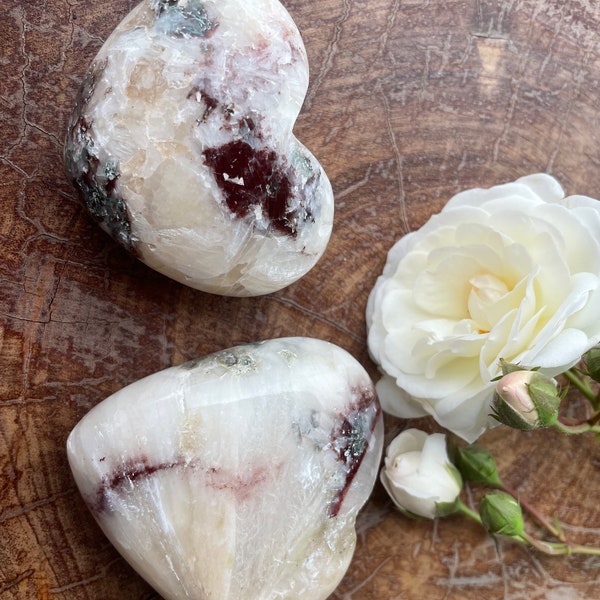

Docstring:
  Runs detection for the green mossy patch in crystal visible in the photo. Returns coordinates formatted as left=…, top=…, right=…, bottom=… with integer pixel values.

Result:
left=152, top=0, right=216, bottom=38
left=65, top=60, right=134, bottom=253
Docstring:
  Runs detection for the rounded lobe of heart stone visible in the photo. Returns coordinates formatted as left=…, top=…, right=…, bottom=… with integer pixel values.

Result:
left=64, top=0, right=334, bottom=296
left=67, top=337, right=383, bottom=600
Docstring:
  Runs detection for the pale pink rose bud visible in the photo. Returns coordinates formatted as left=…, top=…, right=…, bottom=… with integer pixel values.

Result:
left=496, top=371, right=538, bottom=424
left=492, top=370, right=560, bottom=430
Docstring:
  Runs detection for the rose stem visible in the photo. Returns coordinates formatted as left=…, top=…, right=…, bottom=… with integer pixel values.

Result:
left=523, top=532, right=600, bottom=557
left=563, top=369, right=597, bottom=406
left=553, top=420, right=600, bottom=435
left=455, top=500, right=482, bottom=524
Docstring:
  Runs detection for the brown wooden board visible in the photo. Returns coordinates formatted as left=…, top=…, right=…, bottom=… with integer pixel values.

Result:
left=2, top=1, right=600, bottom=598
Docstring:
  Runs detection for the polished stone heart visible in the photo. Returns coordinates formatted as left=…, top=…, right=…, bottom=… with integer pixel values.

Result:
left=65, top=0, right=334, bottom=296
left=67, top=338, right=383, bottom=600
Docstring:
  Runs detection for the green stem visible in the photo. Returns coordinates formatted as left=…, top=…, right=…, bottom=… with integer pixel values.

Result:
left=456, top=500, right=482, bottom=524
left=564, top=369, right=597, bottom=404
left=523, top=532, right=600, bottom=556
left=559, top=413, right=600, bottom=426
left=554, top=420, right=600, bottom=435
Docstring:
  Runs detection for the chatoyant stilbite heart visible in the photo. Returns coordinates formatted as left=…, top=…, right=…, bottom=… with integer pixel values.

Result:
left=67, top=338, right=384, bottom=600
left=64, top=0, right=334, bottom=296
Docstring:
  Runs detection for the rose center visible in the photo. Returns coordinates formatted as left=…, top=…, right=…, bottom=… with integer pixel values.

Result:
left=467, top=273, right=509, bottom=332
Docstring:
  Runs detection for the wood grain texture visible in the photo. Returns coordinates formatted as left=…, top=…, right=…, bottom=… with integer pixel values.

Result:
left=2, top=0, right=600, bottom=598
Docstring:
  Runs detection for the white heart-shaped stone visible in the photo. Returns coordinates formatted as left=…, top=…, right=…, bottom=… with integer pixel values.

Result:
left=67, top=338, right=383, bottom=600
left=65, top=0, right=334, bottom=296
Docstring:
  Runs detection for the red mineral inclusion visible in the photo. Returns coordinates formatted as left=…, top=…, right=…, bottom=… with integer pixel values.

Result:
left=91, top=455, right=180, bottom=513
left=328, top=388, right=381, bottom=518
left=90, top=389, right=380, bottom=519
left=203, top=140, right=297, bottom=236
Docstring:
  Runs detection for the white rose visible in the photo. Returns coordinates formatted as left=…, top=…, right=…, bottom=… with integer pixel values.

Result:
left=380, top=429, right=462, bottom=519
left=367, top=173, right=600, bottom=442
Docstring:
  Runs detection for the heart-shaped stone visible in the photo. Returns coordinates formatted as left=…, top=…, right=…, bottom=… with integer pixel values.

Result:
left=67, top=338, right=383, bottom=599
left=65, top=0, right=334, bottom=296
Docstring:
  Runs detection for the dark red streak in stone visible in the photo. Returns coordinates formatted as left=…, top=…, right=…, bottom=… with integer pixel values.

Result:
left=105, top=458, right=175, bottom=490
left=329, top=387, right=382, bottom=518
left=203, top=140, right=297, bottom=236
left=90, top=456, right=180, bottom=514
left=90, top=456, right=276, bottom=514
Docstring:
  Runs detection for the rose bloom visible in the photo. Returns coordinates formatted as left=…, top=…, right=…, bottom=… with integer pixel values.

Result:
left=367, top=174, right=600, bottom=441
left=380, top=429, right=462, bottom=519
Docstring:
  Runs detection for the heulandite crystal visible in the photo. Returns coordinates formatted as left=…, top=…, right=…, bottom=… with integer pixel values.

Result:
left=65, top=0, right=334, bottom=296
left=67, top=337, right=383, bottom=600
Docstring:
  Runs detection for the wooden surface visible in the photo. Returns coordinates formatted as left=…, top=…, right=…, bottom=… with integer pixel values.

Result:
left=2, top=0, right=600, bottom=598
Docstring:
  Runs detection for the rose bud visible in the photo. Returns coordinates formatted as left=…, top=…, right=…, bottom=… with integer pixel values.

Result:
left=479, top=491, right=526, bottom=541
left=380, top=429, right=462, bottom=519
left=585, top=346, right=600, bottom=383
left=492, top=370, right=560, bottom=430
left=453, top=443, right=502, bottom=486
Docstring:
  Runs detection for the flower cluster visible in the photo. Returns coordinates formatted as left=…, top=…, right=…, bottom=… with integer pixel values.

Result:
left=381, top=423, right=600, bottom=556
left=370, top=174, right=600, bottom=557
left=367, top=174, right=600, bottom=442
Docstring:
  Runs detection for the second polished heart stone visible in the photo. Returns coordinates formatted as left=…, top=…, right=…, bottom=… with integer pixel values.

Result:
left=65, top=0, right=334, bottom=296
left=67, top=338, right=383, bottom=600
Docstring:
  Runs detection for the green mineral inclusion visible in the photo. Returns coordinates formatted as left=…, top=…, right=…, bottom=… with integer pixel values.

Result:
left=345, top=415, right=368, bottom=460
left=153, top=0, right=216, bottom=38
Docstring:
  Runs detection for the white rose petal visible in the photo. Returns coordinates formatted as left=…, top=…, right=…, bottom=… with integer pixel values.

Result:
left=367, top=173, right=600, bottom=441
left=375, top=375, right=429, bottom=419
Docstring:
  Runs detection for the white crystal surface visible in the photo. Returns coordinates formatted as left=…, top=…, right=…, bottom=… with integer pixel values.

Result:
left=67, top=338, right=383, bottom=600
left=65, top=0, right=334, bottom=296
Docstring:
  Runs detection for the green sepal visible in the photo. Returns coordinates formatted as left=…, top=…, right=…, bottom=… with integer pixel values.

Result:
left=527, top=372, right=561, bottom=427
left=493, top=358, right=538, bottom=379
left=490, top=392, right=536, bottom=430
left=435, top=498, right=461, bottom=518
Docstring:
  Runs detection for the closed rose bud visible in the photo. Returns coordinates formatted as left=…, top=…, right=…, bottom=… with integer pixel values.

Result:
left=479, top=491, right=526, bottom=541
left=380, top=429, right=462, bottom=519
left=585, top=346, right=600, bottom=383
left=494, top=370, right=538, bottom=428
left=454, top=443, right=502, bottom=486
left=492, top=370, right=560, bottom=430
